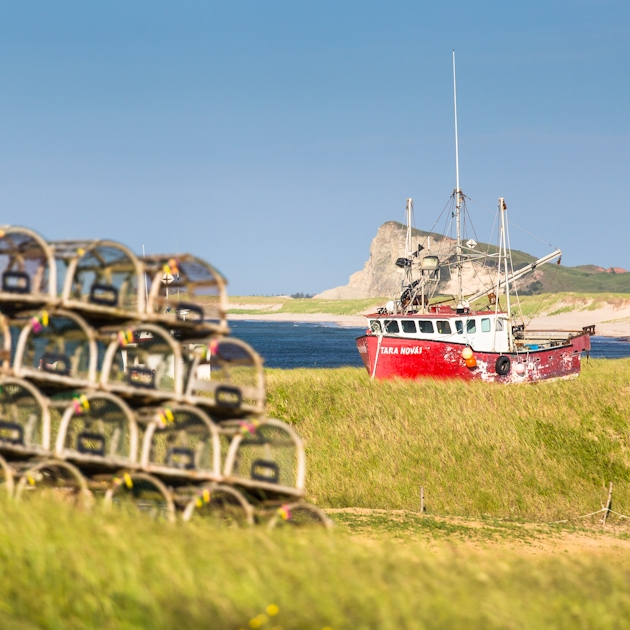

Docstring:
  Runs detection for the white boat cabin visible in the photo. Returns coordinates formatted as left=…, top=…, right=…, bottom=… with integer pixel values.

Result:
left=368, top=310, right=511, bottom=353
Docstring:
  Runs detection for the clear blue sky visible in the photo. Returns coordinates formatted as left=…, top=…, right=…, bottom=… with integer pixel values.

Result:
left=1, top=1, right=628, bottom=294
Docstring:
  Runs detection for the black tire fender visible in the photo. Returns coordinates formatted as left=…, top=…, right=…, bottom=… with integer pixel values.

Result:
left=495, top=355, right=511, bottom=376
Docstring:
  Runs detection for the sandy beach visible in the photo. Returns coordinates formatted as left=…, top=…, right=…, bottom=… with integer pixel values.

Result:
left=528, top=303, right=630, bottom=339
left=228, top=313, right=367, bottom=327
left=229, top=303, right=630, bottom=338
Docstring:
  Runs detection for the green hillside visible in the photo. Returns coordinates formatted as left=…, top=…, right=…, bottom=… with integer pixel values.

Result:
left=399, top=222, right=630, bottom=294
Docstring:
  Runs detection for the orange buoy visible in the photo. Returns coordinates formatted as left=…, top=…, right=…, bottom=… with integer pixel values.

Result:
left=465, top=356, right=477, bottom=368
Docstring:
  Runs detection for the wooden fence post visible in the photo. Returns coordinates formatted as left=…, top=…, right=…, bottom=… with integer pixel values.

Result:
left=601, top=482, right=613, bottom=526
left=420, top=486, right=425, bottom=514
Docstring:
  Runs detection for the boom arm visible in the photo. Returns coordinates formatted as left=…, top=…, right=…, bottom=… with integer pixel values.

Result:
left=466, top=249, right=562, bottom=304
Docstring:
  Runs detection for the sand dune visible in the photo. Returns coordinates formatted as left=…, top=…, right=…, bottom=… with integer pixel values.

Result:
left=229, top=304, right=630, bottom=337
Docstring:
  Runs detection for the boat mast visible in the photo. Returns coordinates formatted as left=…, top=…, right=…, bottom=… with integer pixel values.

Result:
left=452, top=50, right=463, bottom=303
left=403, top=198, right=414, bottom=310
left=405, top=198, right=413, bottom=262
left=499, top=197, right=514, bottom=350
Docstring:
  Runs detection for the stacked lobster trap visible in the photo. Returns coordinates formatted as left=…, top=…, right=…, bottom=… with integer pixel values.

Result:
left=0, top=226, right=330, bottom=527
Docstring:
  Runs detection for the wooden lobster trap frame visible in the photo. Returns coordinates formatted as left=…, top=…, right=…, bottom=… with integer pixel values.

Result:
left=185, top=336, right=266, bottom=419
left=55, top=239, right=146, bottom=322
left=142, top=254, right=228, bottom=336
left=100, top=323, right=187, bottom=403
left=13, top=309, right=98, bottom=391
left=222, top=417, right=306, bottom=502
left=221, top=418, right=331, bottom=528
left=138, top=403, right=221, bottom=483
left=0, top=376, right=52, bottom=460
left=0, top=226, right=58, bottom=312
left=54, top=391, right=139, bottom=473
left=0, top=377, right=97, bottom=506
left=132, top=403, right=254, bottom=523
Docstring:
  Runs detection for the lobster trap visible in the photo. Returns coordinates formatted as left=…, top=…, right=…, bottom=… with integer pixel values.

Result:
left=56, top=239, right=147, bottom=322
left=0, top=226, right=330, bottom=529
left=0, top=226, right=57, bottom=312
left=143, top=254, right=228, bottom=336
left=13, top=310, right=98, bottom=391
left=185, top=336, right=266, bottom=418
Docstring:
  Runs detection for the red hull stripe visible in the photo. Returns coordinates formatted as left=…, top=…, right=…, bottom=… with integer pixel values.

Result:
left=356, top=334, right=588, bottom=383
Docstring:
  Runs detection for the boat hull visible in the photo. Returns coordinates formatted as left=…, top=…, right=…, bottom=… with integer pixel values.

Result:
left=356, top=334, right=590, bottom=383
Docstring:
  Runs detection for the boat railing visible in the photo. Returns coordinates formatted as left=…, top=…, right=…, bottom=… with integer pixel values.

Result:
left=521, top=327, right=595, bottom=342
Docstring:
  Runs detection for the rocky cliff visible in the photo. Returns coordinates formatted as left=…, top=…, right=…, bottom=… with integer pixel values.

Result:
left=317, top=222, right=414, bottom=299
left=316, top=221, right=629, bottom=300
left=317, top=221, right=511, bottom=299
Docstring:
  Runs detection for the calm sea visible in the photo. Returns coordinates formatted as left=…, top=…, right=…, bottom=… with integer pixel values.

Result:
left=228, top=321, right=630, bottom=369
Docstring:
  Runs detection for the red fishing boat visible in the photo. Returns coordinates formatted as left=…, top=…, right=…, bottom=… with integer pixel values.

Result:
left=357, top=303, right=593, bottom=383
left=356, top=54, right=594, bottom=383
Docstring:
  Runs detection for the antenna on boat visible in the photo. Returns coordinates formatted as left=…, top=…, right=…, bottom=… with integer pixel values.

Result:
left=405, top=198, right=413, bottom=260
left=452, top=50, right=463, bottom=303
left=404, top=198, right=414, bottom=296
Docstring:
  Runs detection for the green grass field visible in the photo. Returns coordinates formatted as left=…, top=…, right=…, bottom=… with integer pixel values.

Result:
left=1, top=498, right=630, bottom=630
left=267, top=360, right=630, bottom=520
left=3, top=360, right=630, bottom=628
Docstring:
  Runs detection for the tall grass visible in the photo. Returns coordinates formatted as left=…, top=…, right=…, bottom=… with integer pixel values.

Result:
left=266, top=360, right=630, bottom=521
left=0, top=498, right=629, bottom=629
left=3, top=362, right=630, bottom=627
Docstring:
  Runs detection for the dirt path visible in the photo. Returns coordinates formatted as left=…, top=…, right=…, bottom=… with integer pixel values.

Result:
left=326, top=507, right=630, bottom=556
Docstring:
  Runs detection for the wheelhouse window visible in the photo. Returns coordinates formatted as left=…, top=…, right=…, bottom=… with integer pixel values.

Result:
left=418, top=320, right=434, bottom=334
left=497, top=318, right=505, bottom=331
left=466, top=319, right=476, bottom=334
left=401, top=320, right=417, bottom=334
left=455, top=320, right=463, bottom=334
left=385, top=320, right=400, bottom=334
left=436, top=320, right=451, bottom=334
left=369, top=320, right=382, bottom=333
left=481, top=318, right=491, bottom=333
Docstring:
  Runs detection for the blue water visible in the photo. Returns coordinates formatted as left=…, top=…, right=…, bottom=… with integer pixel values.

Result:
left=228, top=321, right=630, bottom=369
left=589, top=336, right=630, bottom=359
left=229, top=321, right=366, bottom=369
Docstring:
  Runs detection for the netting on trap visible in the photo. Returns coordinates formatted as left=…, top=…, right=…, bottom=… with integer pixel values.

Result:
left=54, top=391, right=139, bottom=471
left=15, top=459, right=93, bottom=509
left=0, top=226, right=57, bottom=311
left=185, top=337, right=265, bottom=417
left=104, top=471, right=176, bottom=523
left=0, top=376, right=51, bottom=458
left=13, top=309, right=98, bottom=390
left=100, top=323, right=187, bottom=401
left=56, top=239, right=146, bottom=321
left=142, top=254, right=228, bottom=335
left=138, top=403, right=221, bottom=483
left=223, top=418, right=305, bottom=501
left=180, top=483, right=255, bottom=525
